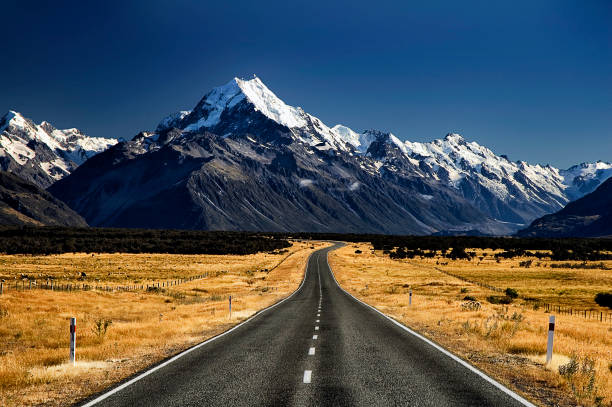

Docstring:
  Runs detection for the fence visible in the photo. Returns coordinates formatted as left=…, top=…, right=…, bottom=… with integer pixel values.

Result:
left=433, top=266, right=612, bottom=324
left=543, top=303, right=612, bottom=323
left=0, top=272, right=210, bottom=294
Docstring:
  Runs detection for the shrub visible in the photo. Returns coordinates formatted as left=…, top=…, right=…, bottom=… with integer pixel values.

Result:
left=355, top=249, right=362, bottom=254
left=463, top=295, right=477, bottom=301
left=460, top=287, right=469, bottom=293
left=594, top=292, right=612, bottom=309
left=487, top=295, right=513, bottom=305
left=92, top=319, right=112, bottom=339
left=505, top=288, right=519, bottom=299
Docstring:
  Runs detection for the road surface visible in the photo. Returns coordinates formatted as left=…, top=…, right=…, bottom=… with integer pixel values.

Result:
left=80, top=243, right=532, bottom=406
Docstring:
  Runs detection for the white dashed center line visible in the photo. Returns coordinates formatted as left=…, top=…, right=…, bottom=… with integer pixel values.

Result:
left=313, top=334, right=318, bottom=339
left=309, top=347, right=316, bottom=355
left=315, top=326, right=319, bottom=330
left=316, top=319, right=320, bottom=323
left=303, top=370, right=312, bottom=383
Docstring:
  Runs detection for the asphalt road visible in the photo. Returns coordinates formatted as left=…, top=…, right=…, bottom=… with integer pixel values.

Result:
left=80, top=243, right=532, bottom=407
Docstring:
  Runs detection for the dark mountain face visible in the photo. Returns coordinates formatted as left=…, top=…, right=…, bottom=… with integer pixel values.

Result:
left=517, top=177, right=612, bottom=237
left=0, top=171, right=87, bottom=226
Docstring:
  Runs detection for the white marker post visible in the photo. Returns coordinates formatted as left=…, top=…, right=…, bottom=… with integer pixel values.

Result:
left=69, top=317, right=76, bottom=366
left=546, top=315, right=555, bottom=364
left=409, top=290, right=412, bottom=306
left=229, top=295, right=232, bottom=319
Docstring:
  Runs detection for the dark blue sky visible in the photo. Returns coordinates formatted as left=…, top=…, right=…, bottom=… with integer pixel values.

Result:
left=2, top=0, right=610, bottom=168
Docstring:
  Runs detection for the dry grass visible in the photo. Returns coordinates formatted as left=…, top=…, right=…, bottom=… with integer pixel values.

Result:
left=0, top=241, right=328, bottom=407
left=330, top=244, right=612, bottom=407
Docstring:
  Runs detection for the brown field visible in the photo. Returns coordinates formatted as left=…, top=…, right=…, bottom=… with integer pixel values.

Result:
left=0, top=241, right=329, bottom=407
left=330, top=244, right=612, bottom=407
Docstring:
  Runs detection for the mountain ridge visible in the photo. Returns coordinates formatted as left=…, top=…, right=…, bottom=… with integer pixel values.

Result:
left=0, top=110, right=117, bottom=188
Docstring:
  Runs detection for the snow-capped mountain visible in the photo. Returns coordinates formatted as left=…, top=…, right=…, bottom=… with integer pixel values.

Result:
left=50, top=76, right=611, bottom=234
left=0, top=111, right=117, bottom=187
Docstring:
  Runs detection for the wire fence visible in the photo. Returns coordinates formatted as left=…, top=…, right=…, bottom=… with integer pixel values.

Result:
left=0, top=273, right=209, bottom=294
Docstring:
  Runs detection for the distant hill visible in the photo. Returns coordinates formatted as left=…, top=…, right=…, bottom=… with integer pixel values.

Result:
left=518, top=177, right=612, bottom=237
left=0, top=171, right=87, bottom=226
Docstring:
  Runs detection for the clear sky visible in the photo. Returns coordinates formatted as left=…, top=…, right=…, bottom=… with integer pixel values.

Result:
left=1, top=0, right=610, bottom=168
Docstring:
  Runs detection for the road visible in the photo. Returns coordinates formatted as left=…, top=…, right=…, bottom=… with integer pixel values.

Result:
left=80, top=243, right=533, bottom=407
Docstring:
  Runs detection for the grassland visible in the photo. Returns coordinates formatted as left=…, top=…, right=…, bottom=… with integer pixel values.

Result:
left=0, top=240, right=328, bottom=407
left=330, top=244, right=612, bottom=407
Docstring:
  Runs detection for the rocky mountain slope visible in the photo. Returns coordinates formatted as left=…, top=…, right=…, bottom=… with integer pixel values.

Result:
left=0, top=111, right=117, bottom=187
left=518, top=177, right=612, bottom=237
left=0, top=171, right=87, bottom=226
left=49, top=76, right=611, bottom=234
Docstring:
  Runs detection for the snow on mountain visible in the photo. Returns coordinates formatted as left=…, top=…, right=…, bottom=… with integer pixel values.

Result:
left=0, top=110, right=117, bottom=187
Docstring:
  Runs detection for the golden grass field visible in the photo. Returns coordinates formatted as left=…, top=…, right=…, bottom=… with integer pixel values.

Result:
left=0, top=240, right=328, bottom=407
left=330, top=244, right=612, bottom=407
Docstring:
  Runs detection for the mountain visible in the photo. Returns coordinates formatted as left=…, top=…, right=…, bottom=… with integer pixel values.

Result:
left=0, top=111, right=117, bottom=188
left=49, top=76, right=611, bottom=234
left=517, top=177, right=612, bottom=237
left=0, top=170, right=87, bottom=226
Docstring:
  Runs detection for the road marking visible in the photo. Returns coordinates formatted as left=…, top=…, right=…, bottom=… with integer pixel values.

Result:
left=79, top=249, right=319, bottom=406
left=324, top=248, right=536, bottom=407
left=309, top=347, right=316, bottom=355
left=316, top=319, right=320, bottom=322
left=315, top=326, right=319, bottom=330
left=303, top=370, right=312, bottom=383
left=317, top=313, right=320, bottom=316
left=313, top=335, right=318, bottom=339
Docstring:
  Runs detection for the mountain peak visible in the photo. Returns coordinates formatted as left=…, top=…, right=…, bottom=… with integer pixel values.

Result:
left=444, top=133, right=465, bottom=143
left=171, top=75, right=308, bottom=134
left=1, top=110, right=27, bottom=131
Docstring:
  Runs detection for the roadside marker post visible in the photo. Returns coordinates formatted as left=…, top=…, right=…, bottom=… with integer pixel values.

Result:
left=229, top=295, right=232, bottom=318
left=69, top=318, right=76, bottom=366
left=1, top=281, right=3, bottom=295
left=409, top=290, right=412, bottom=306
left=546, top=315, right=555, bottom=364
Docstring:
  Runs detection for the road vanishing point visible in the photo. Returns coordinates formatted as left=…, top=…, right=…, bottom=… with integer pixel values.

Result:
left=80, top=243, right=533, bottom=407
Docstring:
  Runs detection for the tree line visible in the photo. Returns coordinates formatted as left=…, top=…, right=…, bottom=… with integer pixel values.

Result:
left=0, top=227, right=290, bottom=255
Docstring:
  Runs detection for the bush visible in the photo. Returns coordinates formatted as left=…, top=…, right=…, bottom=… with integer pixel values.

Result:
left=594, top=292, right=612, bottom=309
left=487, top=295, right=513, bottom=305
left=505, top=288, right=519, bottom=299
left=354, top=249, right=362, bottom=254
left=463, top=295, right=477, bottom=301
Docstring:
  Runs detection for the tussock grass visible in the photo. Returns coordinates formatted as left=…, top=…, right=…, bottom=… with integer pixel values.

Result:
left=330, top=244, right=612, bottom=407
left=0, top=241, right=328, bottom=407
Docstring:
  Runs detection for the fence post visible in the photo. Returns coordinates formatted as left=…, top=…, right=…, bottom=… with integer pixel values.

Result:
left=69, top=318, right=76, bottom=366
left=546, top=315, right=555, bottom=364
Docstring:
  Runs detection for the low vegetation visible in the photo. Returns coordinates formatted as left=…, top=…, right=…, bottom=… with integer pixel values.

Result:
left=330, top=243, right=612, bottom=407
left=0, top=240, right=327, bottom=406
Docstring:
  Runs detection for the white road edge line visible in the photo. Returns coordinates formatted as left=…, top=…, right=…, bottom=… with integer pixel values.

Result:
left=325, top=245, right=536, bottom=407
left=303, top=370, right=312, bottom=383
left=309, top=347, right=316, bottom=355
left=79, top=248, right=321, bottom=407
